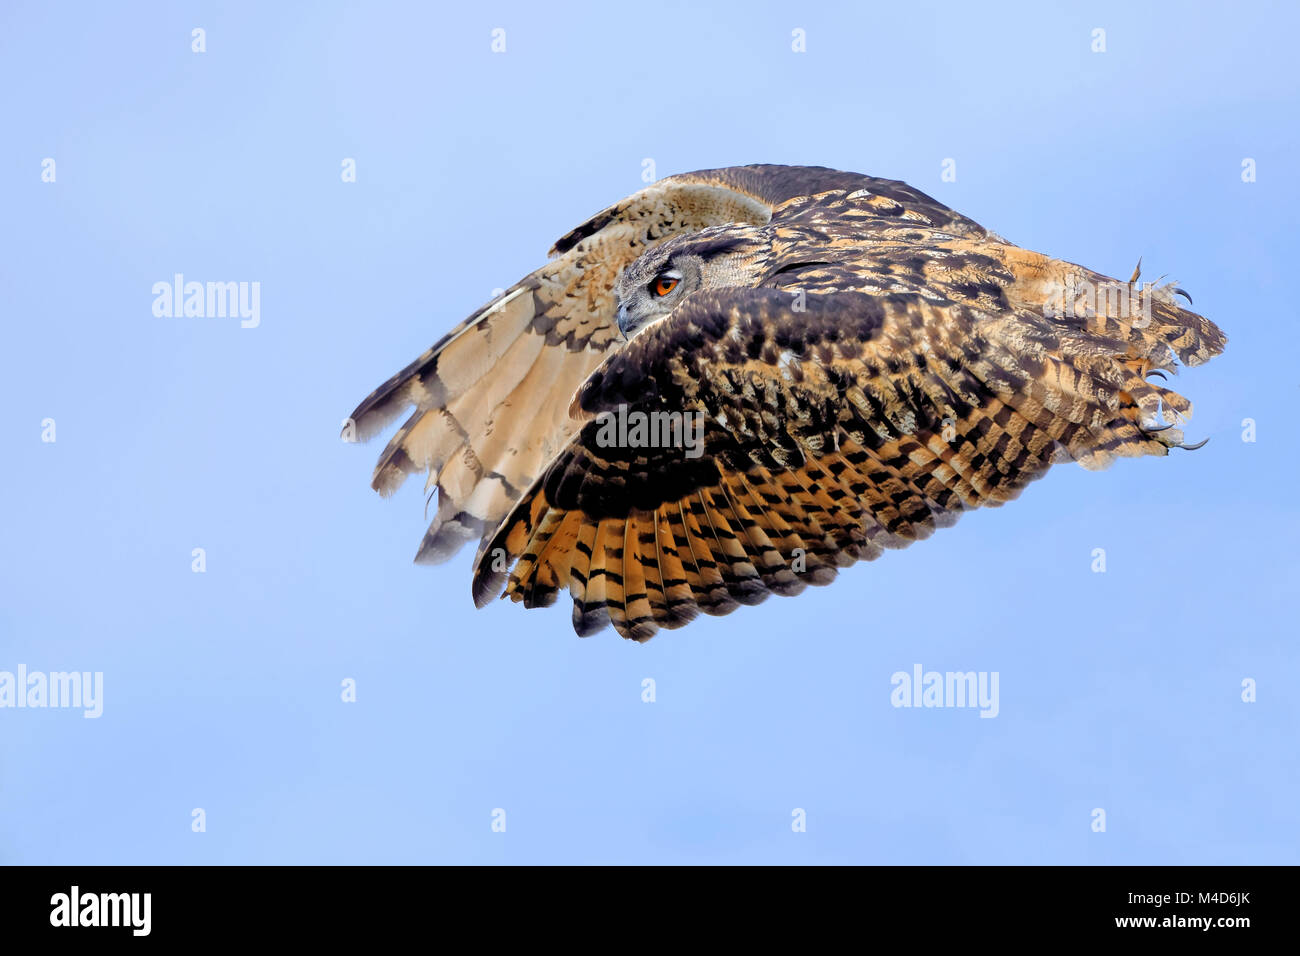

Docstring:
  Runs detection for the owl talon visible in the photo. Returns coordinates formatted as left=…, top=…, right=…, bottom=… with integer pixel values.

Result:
left=1175, top=437, right=1210, bottom=451
left=1144, top=369, right=1167, bottom=382
left=1142, top=422, right=1175, bottom=434
left=1173, top=287, right=1193, bottom=305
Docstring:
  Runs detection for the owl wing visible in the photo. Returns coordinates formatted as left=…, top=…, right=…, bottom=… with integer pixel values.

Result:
left=471, top=261, right=1225, bottom=641
left=345, top=165, right=988, bottom=565
left=344, top=171, right=773, bottom=563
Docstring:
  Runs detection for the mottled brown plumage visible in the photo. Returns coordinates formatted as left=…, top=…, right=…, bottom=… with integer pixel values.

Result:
left=346, top=165, right=1226, bottom=641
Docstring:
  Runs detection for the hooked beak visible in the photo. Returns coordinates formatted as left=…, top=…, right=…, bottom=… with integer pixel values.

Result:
left=616, top=303, right=632, bottom=340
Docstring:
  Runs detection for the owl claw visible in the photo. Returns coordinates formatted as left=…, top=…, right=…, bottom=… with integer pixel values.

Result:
left=1175, top=436, right=1209, bottom=451
left=1173, top=287, right=1194, bottom=305
left=1145, top=369, right=1168, bottom=382
left=1141, top=422, right=1175, bottom=434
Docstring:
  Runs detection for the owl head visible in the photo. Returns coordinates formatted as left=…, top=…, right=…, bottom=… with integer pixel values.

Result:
left=614, top=232, right=758, bottom=339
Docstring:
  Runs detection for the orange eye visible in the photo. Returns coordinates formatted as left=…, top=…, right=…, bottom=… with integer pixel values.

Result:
left=653, top=276, right=680, bottom=297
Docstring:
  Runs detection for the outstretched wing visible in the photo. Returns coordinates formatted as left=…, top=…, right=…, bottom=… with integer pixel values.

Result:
left=471, top=263, right=1225, bottom=641
left=345, top=164, right=990, bottom=565
left=344, top=172, right=772, bottom=563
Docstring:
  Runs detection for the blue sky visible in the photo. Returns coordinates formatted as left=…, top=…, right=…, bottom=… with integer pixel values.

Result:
left=1, top=0, right=1296, bottom=864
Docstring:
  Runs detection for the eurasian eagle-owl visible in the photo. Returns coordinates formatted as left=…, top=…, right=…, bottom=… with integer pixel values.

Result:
left=345, top=165, right=1225, bottom=641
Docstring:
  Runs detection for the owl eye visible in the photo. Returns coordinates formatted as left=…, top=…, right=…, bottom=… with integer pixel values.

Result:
left=650, top=272, right=681, bottom=297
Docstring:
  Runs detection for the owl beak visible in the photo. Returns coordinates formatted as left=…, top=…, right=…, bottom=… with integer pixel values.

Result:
left=616, top=303, right=632, bottom=340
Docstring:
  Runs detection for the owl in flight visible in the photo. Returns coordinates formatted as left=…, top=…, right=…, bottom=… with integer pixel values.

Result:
left=346, top=165, right=1225, bottom=641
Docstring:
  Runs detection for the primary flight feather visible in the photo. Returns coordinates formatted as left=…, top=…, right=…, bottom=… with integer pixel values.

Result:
left=345, top=164, right=1226, bottom=641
